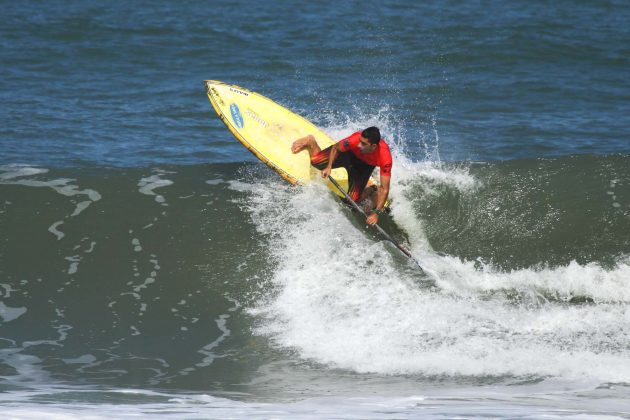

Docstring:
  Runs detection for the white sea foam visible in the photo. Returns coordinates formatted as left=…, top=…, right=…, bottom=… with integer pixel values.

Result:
left=138, top=170, right=174, bottom=205
left=48, top=221, right=65, bottom=240
left=231, top=159, right=630, bottom=383
left=0, top=302, right=27, bottom=323
left=0, top=166, right=101, bottom=203
left=206, top=178, right=226, bottom=185
left=0, top=165, right=102, bottom=237
left=62, top=354, right=97, bottom=365
left=1, top=380, right=627, bottom=419
left=0, top=164, right=49, bottom=180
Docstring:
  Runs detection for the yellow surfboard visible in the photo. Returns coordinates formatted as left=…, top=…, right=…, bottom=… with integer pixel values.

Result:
left=204, top=80, right=353, bottom=196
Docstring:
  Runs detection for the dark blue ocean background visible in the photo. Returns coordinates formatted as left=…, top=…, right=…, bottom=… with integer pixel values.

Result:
left=2, top=1, right=630, bottom=418
left=2, top=0, right=629, bottom=167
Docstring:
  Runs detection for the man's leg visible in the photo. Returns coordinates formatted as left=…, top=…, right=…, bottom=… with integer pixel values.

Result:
left=360, top=185, right=378, bottom=204
left=309, top=146, right=350, bottom=171
left=346, top=158, right=375, bottom=203
left=293, top=139, right=366, bottom=199
left=310, top=149, right=373, bottom=202
left=291, top=135, right=321, bottom=156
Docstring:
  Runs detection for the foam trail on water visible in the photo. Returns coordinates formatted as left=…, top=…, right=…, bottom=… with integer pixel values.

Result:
left=233, top=160, right=630, bottom=383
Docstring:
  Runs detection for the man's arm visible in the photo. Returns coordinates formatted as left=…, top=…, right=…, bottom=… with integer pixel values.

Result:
left=321, top=142, right=339, bottom=179
left=366, top=174, right=390, bottom=225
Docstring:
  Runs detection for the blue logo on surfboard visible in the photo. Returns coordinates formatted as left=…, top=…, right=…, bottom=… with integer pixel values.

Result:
left=230, top=103, right=244, bottom=129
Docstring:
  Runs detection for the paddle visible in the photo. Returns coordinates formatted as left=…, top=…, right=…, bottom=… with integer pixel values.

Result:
left=327, top=176, right=426, bottom=274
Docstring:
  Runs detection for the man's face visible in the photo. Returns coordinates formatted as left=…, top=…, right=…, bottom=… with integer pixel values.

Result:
left=358, top=136, right=376, bottom=154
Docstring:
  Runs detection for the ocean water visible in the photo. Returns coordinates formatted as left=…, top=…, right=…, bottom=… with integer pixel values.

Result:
left=2, top=0, right=630, bottom=418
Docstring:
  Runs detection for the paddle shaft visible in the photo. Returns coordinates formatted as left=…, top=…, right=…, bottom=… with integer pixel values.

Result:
left=328, top=176, right=424, bottom=272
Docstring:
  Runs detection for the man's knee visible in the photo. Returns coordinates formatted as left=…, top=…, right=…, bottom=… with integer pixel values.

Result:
left=310, top=145, right=333, bottom=167
left=310, top=150, right=326, bottom=167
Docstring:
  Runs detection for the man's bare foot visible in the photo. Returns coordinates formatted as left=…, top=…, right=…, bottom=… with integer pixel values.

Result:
left=291, top=135, right=321, bottom=157
left=291, top=135, right=315, bottom=154
left=291, top=138, right=308, bottom=154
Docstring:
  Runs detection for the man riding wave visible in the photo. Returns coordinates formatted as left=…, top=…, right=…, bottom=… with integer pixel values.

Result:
left=291, top=126, right=392, bottom=226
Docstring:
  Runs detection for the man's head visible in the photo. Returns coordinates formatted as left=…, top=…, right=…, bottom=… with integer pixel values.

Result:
left=358, top=126, right=381, bottom=154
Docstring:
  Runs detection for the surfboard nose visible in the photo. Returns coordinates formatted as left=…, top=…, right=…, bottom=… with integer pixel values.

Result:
left=204, top=79, right=221, bottom=87
left=204, top=80, right=221, bottom=94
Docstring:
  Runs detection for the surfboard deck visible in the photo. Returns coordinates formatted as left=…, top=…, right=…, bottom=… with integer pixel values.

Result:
left=204, top=80, right=380, bottom=198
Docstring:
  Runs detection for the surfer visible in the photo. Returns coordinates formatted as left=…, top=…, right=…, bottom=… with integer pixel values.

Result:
left=291, top=126, right=392, bottom=226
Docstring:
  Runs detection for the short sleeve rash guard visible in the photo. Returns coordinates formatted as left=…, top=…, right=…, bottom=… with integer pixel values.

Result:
left=337, top=132, right=392, bottom=176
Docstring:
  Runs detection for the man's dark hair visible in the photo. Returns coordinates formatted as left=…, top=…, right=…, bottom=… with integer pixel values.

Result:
left=362, top=127, right=381, bottom=145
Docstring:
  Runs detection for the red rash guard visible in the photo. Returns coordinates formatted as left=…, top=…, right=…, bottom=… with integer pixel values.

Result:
left=338, top=132, right=393, bottom=176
